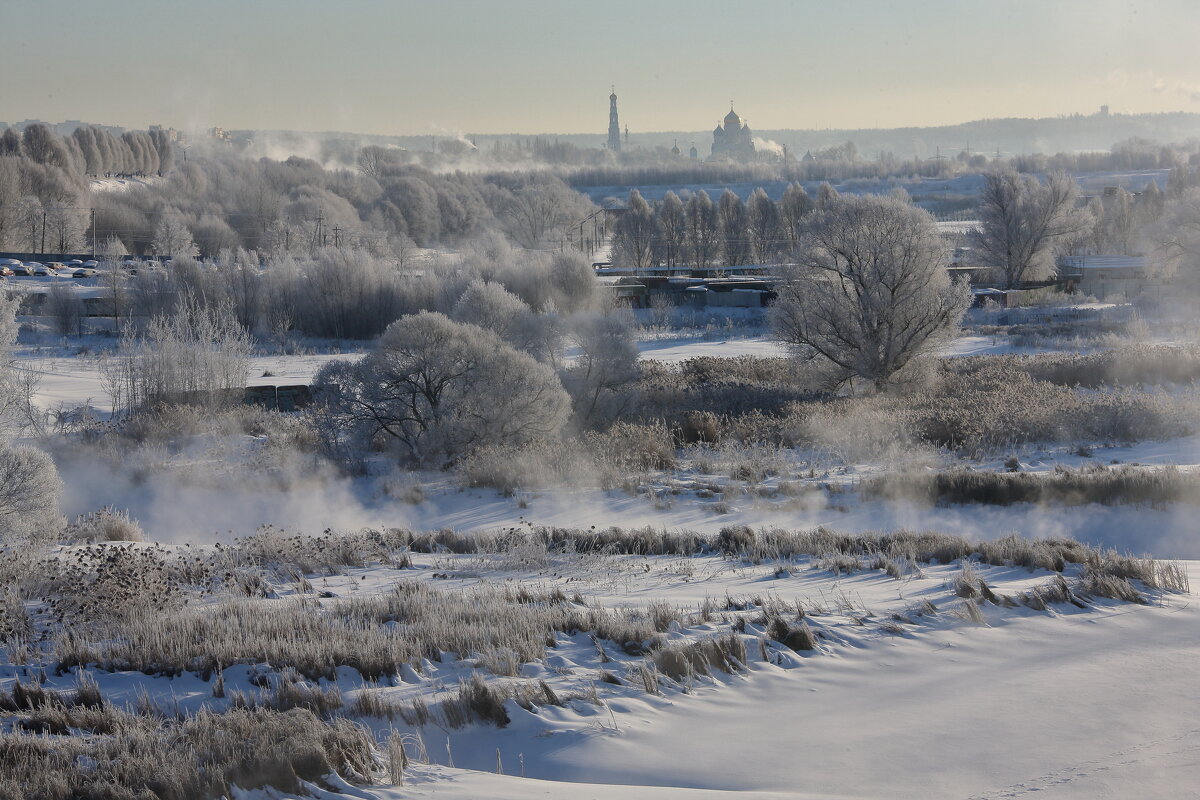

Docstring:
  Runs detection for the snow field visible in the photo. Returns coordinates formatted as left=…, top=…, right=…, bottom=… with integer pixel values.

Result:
left=4, top=541, right=1193, bottom=800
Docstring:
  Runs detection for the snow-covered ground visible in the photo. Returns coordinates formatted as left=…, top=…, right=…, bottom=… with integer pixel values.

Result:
left=8, top=548, right=1194, bottom=800
left=382, top=562, right=1200, bottom=800
left=19, top=351, right=362, bottom=413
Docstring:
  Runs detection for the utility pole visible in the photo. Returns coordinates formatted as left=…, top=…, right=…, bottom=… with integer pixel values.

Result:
left=91, top=208, right=97, bottom=258
left=311, top=212, right=323, bottom=251
left=40, top=210, right=46, bottom=255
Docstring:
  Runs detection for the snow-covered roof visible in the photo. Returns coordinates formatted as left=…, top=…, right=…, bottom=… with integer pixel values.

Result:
left=1060, top=255, right=1147, bottom=271
left=936, top=220, right=981, bottom=235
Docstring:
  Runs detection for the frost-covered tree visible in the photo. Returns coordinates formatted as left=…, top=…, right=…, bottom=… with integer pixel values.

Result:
left=1103, top=186, right=1135, bottom=255
left=0, top=128, right=20, bottom=157
left=192, top=213, right=241, bottom=258
left=612, top=189, right=656, bottom=270
left=45, top=200, right=84, bottom=253
left=685, top=190, right=720, bottom=269
left=0, top=158, right=20, bottom=249
left=971, top=171, right=1087, bottom=288
left=771, top=193, right=971, bottom=391
left=780, top=182, right=814, bottom=250
left=152, top=208, right=198, bottom=259
left=0, top=444, right=62, bottom=546
left=15, top=196, right=44, bottom=253
left=0, top=291, right=41, bottom=436
left=451, top=279, right=561, bottom=363
left=313, top=312, right=570, bottom=465
left=22, top=124, right=72, bottom=172
left=815, top=181, right=840, bottom=208
left=747, top=188, right=781, bottom=264
left=500, top=177, right=592, bottom=250
left=1144, top=186, right=1200, bottom=285
left=1139, top=179, right=1165, bottom=224
left=0, top=290, right=61, bottom=546
left=548, top=251, right=597, bottom=314
left=99, top=236, right=131, bottom=336
left=560, top=311, right=639, bottom=428
left=655, top=191, right=687, bottom=270
left=718, top=190, right=748, bottom=267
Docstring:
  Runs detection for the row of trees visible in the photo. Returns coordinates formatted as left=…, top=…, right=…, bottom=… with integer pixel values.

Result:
left=0, top=123, right=601, bottom=259
left=611, top=183, right=826, bottom=269
left=1, top=124, right=174, bottom=178
left=612, top=167, right=1187, bottom=285
left=81, top=156, right=595, bottom=259
left=85, top=239, right=599, bottom=342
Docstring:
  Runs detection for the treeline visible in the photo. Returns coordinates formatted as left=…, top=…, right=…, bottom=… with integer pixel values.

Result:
left=73, top=241, right=599, bottom=341
left=1, top=123, right=174, bottom=179
left=0, top=122, right=598, bottom=258
left=89, top=156, right=595, bottom=257
left=609, top=161, right=1200, bottom=269
left=611, top=183, right=827, bottom=268
left=563, top=137, right=1200, bottom=190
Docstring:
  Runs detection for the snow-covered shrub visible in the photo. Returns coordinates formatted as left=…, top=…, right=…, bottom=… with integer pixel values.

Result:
left=314, top=312, right=571, bottom=466
left=0, top=443, right=64, bottom=547
left=635, top=358, right=821, bottom=433
left=43, top=543, right=187, bottom=629
left=585, top=421, right=676, bottom=472
left=45, top=281, right=84, bottom=337
left=458, top=422, right=675, bottom=493
left=458, top=438, right=598, bottom=494
left=955, top=347, right=1200, bottom=391
left=560, top=310, right=640, bottom=429
left=862, top=464, right=1200, bottom=508
left=0, top=704, right=375, bottom=800
left=69, top=506, right=145, bottom=542
left=101, top=296, right=252, bottom=417
left=451, top=279, right=562, bottom=364
left=653, top=634, right=747, bottom=682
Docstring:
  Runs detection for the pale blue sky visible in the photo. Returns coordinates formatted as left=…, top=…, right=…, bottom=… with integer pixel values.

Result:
left=2, top=0, right=1198, bottom=134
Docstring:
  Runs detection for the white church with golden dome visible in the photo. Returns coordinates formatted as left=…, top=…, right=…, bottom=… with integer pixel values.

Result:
left=710, top=103, right=755, bottom=160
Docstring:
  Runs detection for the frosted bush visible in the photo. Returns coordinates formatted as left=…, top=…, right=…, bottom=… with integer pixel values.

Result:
left=70, top=506, right=145, bottom=542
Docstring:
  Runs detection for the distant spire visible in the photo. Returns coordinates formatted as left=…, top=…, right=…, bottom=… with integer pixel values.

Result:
left=607, top=88, right=621, bottom=152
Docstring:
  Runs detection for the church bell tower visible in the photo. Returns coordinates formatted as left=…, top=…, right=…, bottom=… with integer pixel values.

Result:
left=607, top=87, right=621, bottom=153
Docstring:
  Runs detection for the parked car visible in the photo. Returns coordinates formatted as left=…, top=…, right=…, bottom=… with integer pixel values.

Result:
left=82, top=260, right=99, bottom=268
left=0, top=258, right=21, bottom=267
left=72, top=268, right=97, bottom=278
left=0, top=266, right=12, bottom=277
left=32, top=264, right=57, bottom=276
left=10, top=264, right=31, bottom=276
left=65, top=259, right=84, bottom=266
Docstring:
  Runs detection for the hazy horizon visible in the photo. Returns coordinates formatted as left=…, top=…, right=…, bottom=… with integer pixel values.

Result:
left=3, top=0, right=1199, bottom=137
